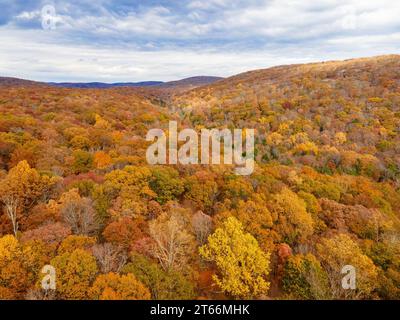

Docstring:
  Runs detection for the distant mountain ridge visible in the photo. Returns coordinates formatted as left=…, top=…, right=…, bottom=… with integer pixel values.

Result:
left=0, top=75, right=223, bottom=90
left=47, top=81, right=164, bottom=89
left=47, top=76, right=223, bottom=89
left=0, top=77, right=44, bottom=87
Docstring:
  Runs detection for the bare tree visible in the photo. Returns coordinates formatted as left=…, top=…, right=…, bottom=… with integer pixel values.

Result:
left=192, top=210, right=213, bottom=245
left=92, top=243, right=127, bottom=273
left=61, top=197, right=98, bottom=235
left=149, top=211, right=195, bottom=271
left=1, top=195, right=19, bottom=236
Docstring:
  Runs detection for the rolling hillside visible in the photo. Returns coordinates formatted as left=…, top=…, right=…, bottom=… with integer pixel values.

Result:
left=172, top=55, right=400, bottom=182
left=0, top=55, right=399, bottom=300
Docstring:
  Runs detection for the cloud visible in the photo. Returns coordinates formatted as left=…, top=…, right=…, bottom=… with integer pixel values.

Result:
left=0, top=0, right=399, bottom=81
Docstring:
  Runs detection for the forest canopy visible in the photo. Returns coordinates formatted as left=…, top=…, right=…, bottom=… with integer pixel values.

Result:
left=0, top=55, right=400, bottom=300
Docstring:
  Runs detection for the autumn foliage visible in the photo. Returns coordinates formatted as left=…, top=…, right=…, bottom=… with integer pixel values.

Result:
left=0, top=55, right=400, bottom=300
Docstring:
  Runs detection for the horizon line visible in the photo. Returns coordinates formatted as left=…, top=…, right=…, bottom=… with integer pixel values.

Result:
left=1, top=53, right=398, bottom=84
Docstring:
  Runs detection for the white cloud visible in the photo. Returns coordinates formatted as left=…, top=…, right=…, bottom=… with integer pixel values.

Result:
left=0, top=0, right=399, bottom=81
left=187, top=0, right=231, bottom=10
left=15, top=10, right=41, bottom=20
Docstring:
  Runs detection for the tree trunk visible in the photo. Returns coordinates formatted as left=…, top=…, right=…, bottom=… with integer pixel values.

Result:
left=3, top=196, right=19, bottom=236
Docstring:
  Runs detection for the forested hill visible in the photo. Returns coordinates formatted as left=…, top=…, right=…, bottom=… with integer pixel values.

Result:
left=173, top=55, right=400, bottom=183
left=0, top=55, right=399, bottom=300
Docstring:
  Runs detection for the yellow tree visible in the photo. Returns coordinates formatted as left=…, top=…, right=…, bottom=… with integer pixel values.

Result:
left=272, top=187, right=314, bottom=244
left=0, top=235, right=28, bottom=298
left=0, top=160, right=59, bottom=235
left=104, top=165, right=155, bottom=217
left=51, top=249, right=98, bottom=299
left=199, top=217, right=271, bottom=299
left=57, top=235, right=97, bottom=254
left=215, top=195, right=274, bottom=250
left=0, top=235, right=48, bottom=298
left=316, top=234, right=378, bottom=299
left=89, top=272, right=151, bottom=300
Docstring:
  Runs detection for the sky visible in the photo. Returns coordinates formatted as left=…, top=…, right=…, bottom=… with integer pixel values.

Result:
left=0, top=0, right=399, bottom=82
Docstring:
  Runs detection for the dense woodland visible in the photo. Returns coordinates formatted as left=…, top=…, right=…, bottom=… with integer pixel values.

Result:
left=0, top=55, right=399, bottom=300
